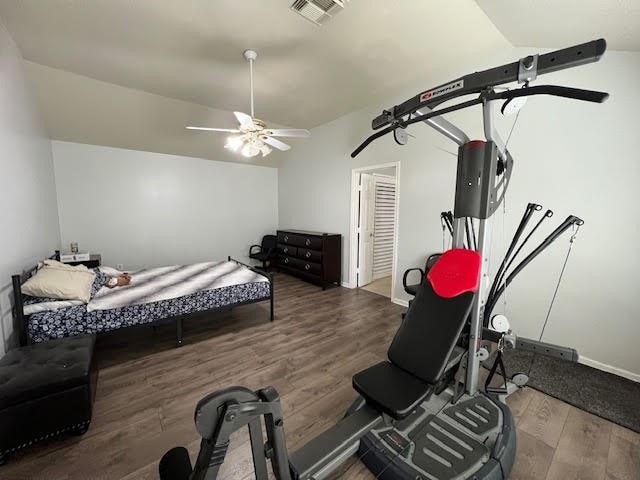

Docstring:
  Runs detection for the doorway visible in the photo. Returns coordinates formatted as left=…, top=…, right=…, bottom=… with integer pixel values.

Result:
left=349, top=162, right=399, bottom=299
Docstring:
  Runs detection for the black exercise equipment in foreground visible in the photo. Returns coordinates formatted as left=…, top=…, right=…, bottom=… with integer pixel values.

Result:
left=160, top=39, right=608, bottom=480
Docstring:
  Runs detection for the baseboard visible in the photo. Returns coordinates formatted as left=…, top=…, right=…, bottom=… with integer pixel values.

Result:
left=341, top=281, right=355, bottom=289
left=392, top=297, right=409, bottom=307
left=578, top=356, right=640, bottom=383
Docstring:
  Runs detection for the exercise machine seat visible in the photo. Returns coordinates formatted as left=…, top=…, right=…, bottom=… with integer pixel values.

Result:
left=353, top=249, right=480, bottom=420
left=352, top=362, right=433, bottom=419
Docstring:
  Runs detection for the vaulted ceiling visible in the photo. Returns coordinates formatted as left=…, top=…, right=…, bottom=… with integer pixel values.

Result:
left=0, top=0, right=634, bottom=164
left=476, top=0, right=640, bottom=51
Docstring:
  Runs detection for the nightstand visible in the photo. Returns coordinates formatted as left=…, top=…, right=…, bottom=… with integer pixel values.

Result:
left=64, top=254, right=101, bottom=269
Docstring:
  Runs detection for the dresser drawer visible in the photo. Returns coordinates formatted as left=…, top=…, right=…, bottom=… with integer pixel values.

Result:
left=280, top=255, right=308, bottom=269
left=297, top=249, right=322, bottom=263
left=278, top=244, right=297, bottom=256
left=299, top=260, right=322, bottom=275
left=289, top=235, right=323, bottom=250
left=278, top=232, right=299, bottom=245
left=279, top=255, right=321, bottom=274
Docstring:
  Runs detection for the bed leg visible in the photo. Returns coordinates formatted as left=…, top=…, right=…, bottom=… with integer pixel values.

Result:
left=269, top=274, right=274, bottom=322
left=176, top=318, right=183, bottom=347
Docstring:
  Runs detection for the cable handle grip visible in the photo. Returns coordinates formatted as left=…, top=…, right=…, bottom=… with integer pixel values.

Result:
left=488, top=85, right=609, bottom=104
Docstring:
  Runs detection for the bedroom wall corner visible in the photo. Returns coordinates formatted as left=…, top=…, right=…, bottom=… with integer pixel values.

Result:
left=0, top=19, right=61, bottom=356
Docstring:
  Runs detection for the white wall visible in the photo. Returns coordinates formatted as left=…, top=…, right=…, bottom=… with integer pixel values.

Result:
left=0, top=21, right=60, bottom=355
left=53, top=141, right=278, bottom=270
left=278, top=49, right=640, bottom=377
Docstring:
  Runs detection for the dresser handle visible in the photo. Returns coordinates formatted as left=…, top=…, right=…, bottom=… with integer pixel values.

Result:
left=284, top=258, right=289, bottom=264
left=284, top=235, right=289, bottom=242
left=284, top=248, right=288, bottom=253
left=305, top=252, right=311, bottom=258
left=305, top=264, right=310, bottom=270
left=305, top=239, right=311, bottom=246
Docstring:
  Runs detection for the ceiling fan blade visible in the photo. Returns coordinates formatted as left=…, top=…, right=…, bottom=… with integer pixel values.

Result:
left=262, top=136, right=291, bottom=151
left=186, top=126, right=240, bottom=133
left=234, top=111, right=256, bottom=130
left=266, top=129, right=310, bottom=138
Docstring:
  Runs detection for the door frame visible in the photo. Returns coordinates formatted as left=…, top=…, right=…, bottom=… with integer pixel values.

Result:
left=349, top=161, right=400, bottom=298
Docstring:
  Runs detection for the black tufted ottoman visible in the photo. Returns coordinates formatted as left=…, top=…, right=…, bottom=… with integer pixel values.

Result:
left=0, top=334, right=98, bottom=464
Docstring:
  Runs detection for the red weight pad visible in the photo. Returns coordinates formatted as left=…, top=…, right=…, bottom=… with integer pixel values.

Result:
left=427, top=248, right=482, bottom=298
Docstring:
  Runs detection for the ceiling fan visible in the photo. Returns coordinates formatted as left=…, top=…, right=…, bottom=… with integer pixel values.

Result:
left=186, top=49, right=310, bottom=158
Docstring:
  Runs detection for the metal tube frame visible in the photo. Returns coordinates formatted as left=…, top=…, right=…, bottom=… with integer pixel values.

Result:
left=465, top=219, right=491, bottom=394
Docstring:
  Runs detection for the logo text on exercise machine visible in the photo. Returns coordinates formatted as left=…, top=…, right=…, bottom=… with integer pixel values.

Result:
left=420, top=80, right=464, bottom=102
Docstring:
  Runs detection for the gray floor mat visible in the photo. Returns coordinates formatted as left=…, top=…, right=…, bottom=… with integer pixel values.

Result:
left=488, top=349, right=640, bottom=433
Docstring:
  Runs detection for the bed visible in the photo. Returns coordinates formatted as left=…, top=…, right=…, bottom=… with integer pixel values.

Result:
left=12, top=253, right=274, bottom=347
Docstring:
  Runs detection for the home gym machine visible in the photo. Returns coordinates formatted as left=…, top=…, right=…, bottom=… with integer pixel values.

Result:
left=159, top=39, right=609, bottom=480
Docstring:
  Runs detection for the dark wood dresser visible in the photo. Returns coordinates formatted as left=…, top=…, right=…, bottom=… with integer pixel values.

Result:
left=277, top=230, right=341, bottom=289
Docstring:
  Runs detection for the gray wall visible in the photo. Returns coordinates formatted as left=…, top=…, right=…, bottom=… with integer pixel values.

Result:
left=278, top=48, right=640, bottom=377
left=0, top=21, right=60, bottom=355
left=53, top=141, right=278, bottom=270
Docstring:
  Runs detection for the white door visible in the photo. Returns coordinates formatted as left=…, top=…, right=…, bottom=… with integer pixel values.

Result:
left=358, top=173, right=375, bottom=287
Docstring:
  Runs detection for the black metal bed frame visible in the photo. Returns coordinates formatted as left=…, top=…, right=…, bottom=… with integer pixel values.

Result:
left=11, top=252, right=274, bottom=348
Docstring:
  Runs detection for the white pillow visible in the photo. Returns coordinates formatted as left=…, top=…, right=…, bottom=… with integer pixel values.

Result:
left=22, top=262, right=96, bottom=302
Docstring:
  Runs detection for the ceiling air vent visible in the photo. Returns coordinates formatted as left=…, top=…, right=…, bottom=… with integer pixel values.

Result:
left=290, top=0, right=349, bottom=26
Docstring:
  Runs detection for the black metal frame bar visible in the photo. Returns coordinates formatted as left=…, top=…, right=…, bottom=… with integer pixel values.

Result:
left=11, top=253, right=274, bottom=349
left=12, top=250, right=60, bottom=347
left=371, top=39, right=606, bottom=129
left=351, top=39, right=608, bottom=159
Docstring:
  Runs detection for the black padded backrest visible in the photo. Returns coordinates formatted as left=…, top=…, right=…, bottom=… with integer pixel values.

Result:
left=262, top=235, right=277, bottom=249
left=387, top=282, right=474, bottom=384
left=425, top=253, right=441, bottom=272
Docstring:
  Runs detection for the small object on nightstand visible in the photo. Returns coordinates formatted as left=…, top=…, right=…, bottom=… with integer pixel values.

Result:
left=70, top=242, right=79, bottom=254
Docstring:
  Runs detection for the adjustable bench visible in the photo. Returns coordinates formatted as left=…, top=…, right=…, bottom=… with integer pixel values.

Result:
left=353, top=249, right=478, bottom=419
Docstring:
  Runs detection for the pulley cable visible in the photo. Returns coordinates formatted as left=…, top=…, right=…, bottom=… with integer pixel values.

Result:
left=525, top=224, right=580, bottom=377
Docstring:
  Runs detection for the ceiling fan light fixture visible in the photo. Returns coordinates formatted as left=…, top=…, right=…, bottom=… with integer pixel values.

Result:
left=241, top=142, right=260, bottom=158
left=260, top=145, right=272, bottom=157
left=225, top=135, right=244, bottom=152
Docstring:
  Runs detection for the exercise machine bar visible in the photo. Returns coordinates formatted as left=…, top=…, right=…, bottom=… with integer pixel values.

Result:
left=371, top=39, right=606, bottom=130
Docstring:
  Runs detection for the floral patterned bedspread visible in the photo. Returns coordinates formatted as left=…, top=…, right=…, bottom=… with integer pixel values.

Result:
left=24, top=267, right=271, bottom=343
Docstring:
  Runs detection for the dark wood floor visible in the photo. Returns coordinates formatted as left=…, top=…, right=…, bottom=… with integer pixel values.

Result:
left=3, top=274, right=639, bottom=480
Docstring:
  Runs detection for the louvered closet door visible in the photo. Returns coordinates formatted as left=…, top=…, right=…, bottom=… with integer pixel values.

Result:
left=372, top=175, right=396, bottom=280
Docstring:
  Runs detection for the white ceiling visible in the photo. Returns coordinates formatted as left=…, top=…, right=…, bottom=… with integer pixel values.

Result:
left=476, top=0, right=640, bottom=51
left=0, top=0, right=507, bottom=130
left=0, top=1, right=634, bottom=164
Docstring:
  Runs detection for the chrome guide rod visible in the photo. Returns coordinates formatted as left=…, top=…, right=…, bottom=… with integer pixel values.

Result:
left=467, top=218, right=491, bottom=394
